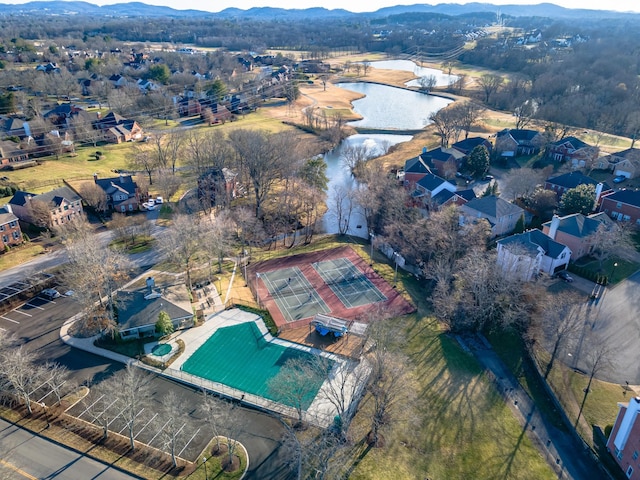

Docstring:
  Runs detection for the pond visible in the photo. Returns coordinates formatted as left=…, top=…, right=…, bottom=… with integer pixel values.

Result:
left=336, top=82, right=452, bottom=130
left=368, top=59, right=458, bottom=88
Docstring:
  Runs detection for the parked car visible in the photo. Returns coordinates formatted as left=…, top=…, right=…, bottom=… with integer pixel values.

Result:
left=483, top=174, right=494, bottom=181
left=155, top=196, right=164, bottom=204
left=41, top=288, right=61, bottom=299
left=613, top=175, right=627, bottom=184
left=143, top=202, right=156, bottom=211
left=555, top=270, right=574, bottom=283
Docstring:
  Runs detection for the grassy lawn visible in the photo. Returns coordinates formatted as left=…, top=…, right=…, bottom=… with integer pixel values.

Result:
left=0, top=242, right=45, bottom=271
left=109, top=235, right=154, bottom=254
left=571, top=256, right=639, bottom=284
left=348, top=310, right=555, bottom=479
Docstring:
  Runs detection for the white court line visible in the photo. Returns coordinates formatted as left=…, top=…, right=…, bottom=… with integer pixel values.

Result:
left=13, top=309, right=32, bottom=317
left=24, top=302, right=45, bottom=310
left=0, top=315, right=19, bottom=324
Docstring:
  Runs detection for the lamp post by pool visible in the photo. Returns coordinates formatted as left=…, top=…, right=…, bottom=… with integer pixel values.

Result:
left=203, top=456, right=208, bottom=480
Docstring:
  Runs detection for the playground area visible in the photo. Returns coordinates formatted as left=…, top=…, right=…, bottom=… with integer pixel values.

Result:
left=249, top=246, right=414, bottom=331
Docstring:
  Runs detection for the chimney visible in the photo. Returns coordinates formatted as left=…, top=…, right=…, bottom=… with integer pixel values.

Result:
left=119, top=173, right=124, bottom=184
left=548, top=215, right=560, bottom=239
left=594, top=182, right=604, bottom=205
left=93, top=173, right=98, bottom=183
left=4, top=203, right=12, bottom=214
left=422, top=146, right=427, bottom=154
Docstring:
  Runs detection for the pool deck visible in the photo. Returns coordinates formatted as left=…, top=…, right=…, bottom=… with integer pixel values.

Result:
left=167, top=309, right=367, bottom=427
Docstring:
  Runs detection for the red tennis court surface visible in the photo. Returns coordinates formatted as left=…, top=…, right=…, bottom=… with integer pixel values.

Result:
left=247, top=246, right=415, bottom=331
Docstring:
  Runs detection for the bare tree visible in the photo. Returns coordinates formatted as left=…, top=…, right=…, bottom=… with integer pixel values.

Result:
left=575, top=337, right=614, bottom=429
left=268, top=357, right=324, bottom=426
left=588, top=222, right=637, bottom=272
left=478, top=73, right=503, bottom=104
left=154, top=168, right=182, bottom=201
left=111, top=364, right=152, bottom=451
left=229, top=129, right=300, bottom=218
left=456, top=101, right=485, bottom=139
left=533, top=293, right=584, bottom=379
left=1, top=347, right=40, bottom=414
left=362, top=60, right=371, bottom=77
left=129, top=143, right=158, bottom=185
left=149, top=130, right=185, bottom=174
left=514, top=100, right=537, bottom=130
left=418, top=74, right=437, bottom=92
left=79, top=182, right=108, bottom=213
left=162, top=214, right=205, bottom=290
left=159, top=391, right=190, bottom=468
left=202, top=211, right=235, bottom=276
left=331, top=185, right=354, bottom=236
left=26, top=199, right=52, bottom=229
left=428, top=104, right=463, bottom=148
left=341, top=143, right=373, bottom=177
left=501, top=167, right=545, bottom=200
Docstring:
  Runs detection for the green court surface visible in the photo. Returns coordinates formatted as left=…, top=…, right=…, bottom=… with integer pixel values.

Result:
left=258, top=266, right=330, bottom=322
left=313, top=258, right=387, bottom=308
left=181, top=322, right=327, bottom=409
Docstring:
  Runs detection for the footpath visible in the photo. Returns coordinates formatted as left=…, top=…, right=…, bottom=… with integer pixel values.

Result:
left=459, top=334, right=606, bottom=480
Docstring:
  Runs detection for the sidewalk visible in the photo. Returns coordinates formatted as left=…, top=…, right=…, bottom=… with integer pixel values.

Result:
left=459, top=334, right=605, bottom=480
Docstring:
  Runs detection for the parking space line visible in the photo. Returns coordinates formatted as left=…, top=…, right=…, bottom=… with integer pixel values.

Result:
left=24, top=302, right=45, bottom=310
left=13, top=310, right=32, bottom=317
left=0, top=315, right=19, bottom=324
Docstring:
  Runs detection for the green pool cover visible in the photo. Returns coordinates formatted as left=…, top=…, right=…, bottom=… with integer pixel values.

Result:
left=181, top=322, right=328, bottom=409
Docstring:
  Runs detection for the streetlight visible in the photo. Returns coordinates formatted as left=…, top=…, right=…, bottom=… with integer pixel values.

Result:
left=393, top=251, right=399, bottom=287
left=202, top=456, right=208, bottom=480
left=609, top=262, right=618, bottom=285
left=369, top=231, right=375, bottom=266
left=40, top=402, right=49, bottom=428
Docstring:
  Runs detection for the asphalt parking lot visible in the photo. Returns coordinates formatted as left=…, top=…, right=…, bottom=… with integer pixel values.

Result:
left=1, top=286, right=290, bottom=479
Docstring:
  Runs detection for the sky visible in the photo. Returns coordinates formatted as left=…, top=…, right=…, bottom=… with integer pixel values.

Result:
left=4, top=0, right=640, bottom=13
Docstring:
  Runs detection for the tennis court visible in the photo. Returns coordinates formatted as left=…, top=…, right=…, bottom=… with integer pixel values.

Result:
left=313, top=258, right=387, bottom=308
left=181, top=321, right=328, bottom=409
left=258, top=266, right=330, bottom=322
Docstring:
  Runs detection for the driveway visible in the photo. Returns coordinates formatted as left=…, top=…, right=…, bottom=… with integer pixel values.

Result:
left=572, top=269, right=640, bottom=384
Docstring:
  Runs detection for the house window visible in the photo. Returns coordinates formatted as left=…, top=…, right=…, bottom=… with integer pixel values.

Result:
left=633, top=450, right=638, bottom=461
left=561, top=252, right=566, bottom=259
left=617, top=448, right=623, bottom=460
left=617, top=202, right=623, bottom=208
left=2, top=235, right=7, bottom=243
left=627, top=466, right=633, bottom=478
left=0, top=225, right=4, bottom=232
left=623, top=215, right=631, bottom=222
left=12, top=231, right=20, bottom=240
left=9, top=221, right=16, bottom=228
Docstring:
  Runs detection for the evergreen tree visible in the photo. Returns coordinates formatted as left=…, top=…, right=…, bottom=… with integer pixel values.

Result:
left=559, top=184, right=596, bottom=216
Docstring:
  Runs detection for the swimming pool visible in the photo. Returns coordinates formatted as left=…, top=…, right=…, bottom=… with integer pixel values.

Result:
left=181, top=322, right=328, bottom=409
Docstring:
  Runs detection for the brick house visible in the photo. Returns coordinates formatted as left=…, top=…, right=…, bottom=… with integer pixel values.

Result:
left=0, top=204, right=23, bottom=248
left=419, top=147, right=465, bottom=179
left=495, top=129, right=545, bottom=157
left=451, top=136, right=493, bottom=156
left=542, top=212, right=612, bottom=259
left=94, top=112, right=143, bottom=144
left=9, top=186, right=83, bottom=228
left=607, top=397, right=640, bottom=480
left=403, top=154, right=433, bottom=189
left=0, top=140, right=29, bottom=167
left=93, top=174, right=145, bottom=212
left=544, top=172, right=611, bottom=202
left=197, top=167, right=238, bottom=208
left=597, top=148, right=640, bottom=179
left=545, top=136, right=597, bottom=166
left=599, top=190, right=640, bottom=225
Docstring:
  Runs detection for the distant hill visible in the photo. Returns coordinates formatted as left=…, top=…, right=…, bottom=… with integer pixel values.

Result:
left=0, top=1, right=633, bottom=19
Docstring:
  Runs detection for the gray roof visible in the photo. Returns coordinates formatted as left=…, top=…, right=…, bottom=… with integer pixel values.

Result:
left=417, top=172, right=449, bottom=192
left=550, top=136, right=590, bottom=150
left=116, top=290, right=193, bottom=332
left=499, top=229, right=569, bottom=259
left=542, top=212, right=611, bottom=238
left=95, top=175, right=138, bottom=196
left=404, top=155, right=432, bottom=174
left=0, top=205, right=18, bottom=226
left=546, top=172, right=600, bottom=189
left=32, top=186, right=81, bottom=206
left=464, top=195, right=524, bottom=219
left=601, top=189, right=640, bottom=208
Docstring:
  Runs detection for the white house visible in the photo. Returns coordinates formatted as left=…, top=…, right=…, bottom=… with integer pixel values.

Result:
left=497, top=229, right=571, bottom=281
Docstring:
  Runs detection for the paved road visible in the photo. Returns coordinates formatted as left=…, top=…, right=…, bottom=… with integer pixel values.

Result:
left=463, top=334, right=604, bottom=480
left=0, top=418, right=139, bottom=480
